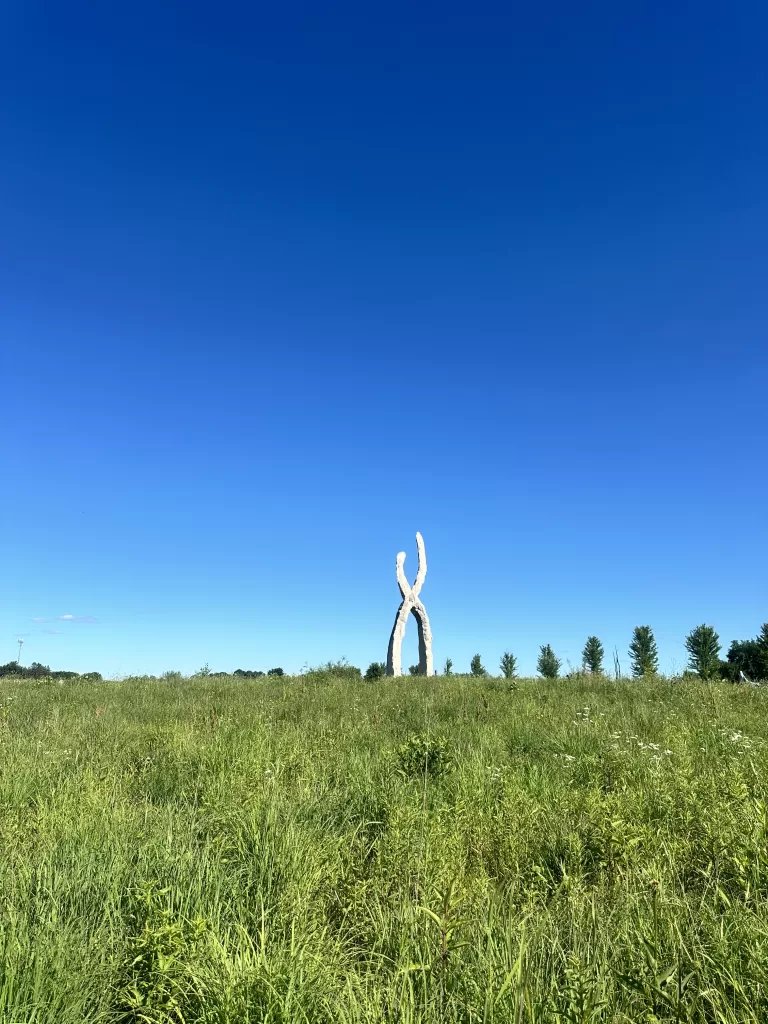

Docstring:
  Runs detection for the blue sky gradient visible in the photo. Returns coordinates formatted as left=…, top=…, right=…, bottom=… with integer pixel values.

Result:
left=1, top=2, right=766, bottom=676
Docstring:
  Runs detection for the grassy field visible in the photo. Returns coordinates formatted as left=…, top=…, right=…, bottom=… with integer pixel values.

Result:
left=1, top=671, right=768, bottom=1023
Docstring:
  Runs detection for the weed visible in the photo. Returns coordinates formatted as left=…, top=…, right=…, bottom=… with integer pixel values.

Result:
left=394, top=732, right=452, bottom=780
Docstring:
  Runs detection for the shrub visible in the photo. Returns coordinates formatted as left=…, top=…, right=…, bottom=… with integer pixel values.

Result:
left=499, top=652, right=517, bottom=679
left=629, top=626, right=659, bottom=677
left=394, top=733, right=452, bottom=779
left=364, top=662, right=386, bottom=681
left=582, top=636, right=604, bottom=674
left=305, top=660, right=362, bottom=682
left=537, top=644, right=561, bottom=679
left=408, top=664, right=420, bottom=676
left=685, top=624, right=721, bottom=680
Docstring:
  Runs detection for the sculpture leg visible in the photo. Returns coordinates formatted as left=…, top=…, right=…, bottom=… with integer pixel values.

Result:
left=412, top=603, right=434, bottom=676
left=387, top=600, right=409, bottom=676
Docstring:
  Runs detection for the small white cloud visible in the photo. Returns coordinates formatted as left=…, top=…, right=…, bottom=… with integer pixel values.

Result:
left=59, top=614, right=74, bottom=620
left=32, top=616, right=47, bottom=623
left=42, top=629, right=62, bottom=635
left=58, top=614, right=98, bottom=623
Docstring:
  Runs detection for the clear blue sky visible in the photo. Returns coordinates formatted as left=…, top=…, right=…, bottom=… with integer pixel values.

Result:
left=1, top=2, right=766, bottom=677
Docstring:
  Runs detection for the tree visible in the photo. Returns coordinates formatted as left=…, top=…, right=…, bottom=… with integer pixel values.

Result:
left=582, top=636, right=604, bottom=674
left=267, top=667, right=284, bottom=676
left=408, top=664, right=420, bottom=676
left=470, top=654, right=487, bottom=677
left=537, top=644, right=561, bottom=679
left=684, top=624, right=721, bottom=679
left=444, top=658, right=453, bottom=676
left=722, top=626, right=768, bottom=682
left=364, top=662, right=386, bottom=681
left=499, top=651, right=517, bottom=678
left=628, top=626, right=659, bottom=677
left=722, top=640, right=761, bottom=681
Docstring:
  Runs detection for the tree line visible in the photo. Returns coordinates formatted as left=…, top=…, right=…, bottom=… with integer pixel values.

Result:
left=363, top=622, right=768, bottom=681
left=5, top=623, right=766, bottom=683
left=0, top=661, right=102, bottom=681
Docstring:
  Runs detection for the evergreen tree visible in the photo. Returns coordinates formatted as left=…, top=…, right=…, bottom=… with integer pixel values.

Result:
left=499, top=651, right=517, bottom=678
left=537, top=644, right=561, bottom=679
left=628, top=626, right=659, bottom=677
left=470, top=654, right=487, bottom=677
left=582, top=636, right=604, bottom=674
left=684, top=624, right=721, bottom=679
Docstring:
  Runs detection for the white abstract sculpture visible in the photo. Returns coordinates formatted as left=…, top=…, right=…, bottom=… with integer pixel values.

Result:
left=386, top=531, right=433, bottom=677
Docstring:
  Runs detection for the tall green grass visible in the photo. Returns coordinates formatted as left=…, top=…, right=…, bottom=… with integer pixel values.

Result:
left=1, top=672, right=768, bottom=1022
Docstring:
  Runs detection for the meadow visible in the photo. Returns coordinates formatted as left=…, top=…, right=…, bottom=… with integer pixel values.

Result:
left=1, top=671, right=768, bottom=1023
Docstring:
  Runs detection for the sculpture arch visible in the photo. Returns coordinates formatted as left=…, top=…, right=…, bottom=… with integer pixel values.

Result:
left=386, top=531, right=433, bottom=676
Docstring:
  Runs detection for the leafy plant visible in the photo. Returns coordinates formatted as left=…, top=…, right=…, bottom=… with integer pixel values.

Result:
left=417, top=880, right=473, bottom=1011
left=117, top=882, right=207, bottom=1021
left=629, top=626, right=659, bottom=677
left=394, top=732, right=452, bottom=779
left=444, top=658, right=453, bottom=676
left=364, top=661, right=386, bottom=681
